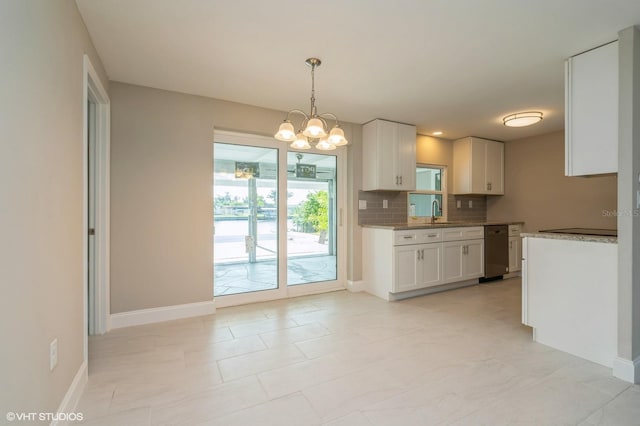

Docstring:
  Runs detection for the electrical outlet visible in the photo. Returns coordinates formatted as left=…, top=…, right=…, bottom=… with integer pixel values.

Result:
left=456, top=200, right=461, bottom=209
left=358, top=200, right=367, bottom=210
left=50, top=339, right=58, bottom=371
left=468, top=200, right=473, bottom=208
left=383, top=200, right=388, bottom=209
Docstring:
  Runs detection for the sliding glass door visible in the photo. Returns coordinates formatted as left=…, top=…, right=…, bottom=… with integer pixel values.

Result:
left=213, top=131, right=345, bottom=306
left=286, top=152, right=337, bottom=286
left=213, top=143, right=279, bottom=297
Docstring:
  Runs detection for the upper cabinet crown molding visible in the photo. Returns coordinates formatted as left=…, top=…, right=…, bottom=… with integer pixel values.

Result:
left=565, top=41, right=618, bottom=176
left=362, top=119, right=417, bottom=191
left=453, top=137, right=504, bottom=195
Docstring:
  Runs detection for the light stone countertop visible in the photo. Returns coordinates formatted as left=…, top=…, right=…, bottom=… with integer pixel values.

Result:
left=521, top=232, right=617, bottom=244
left=361, top=221, right=524, bottom=230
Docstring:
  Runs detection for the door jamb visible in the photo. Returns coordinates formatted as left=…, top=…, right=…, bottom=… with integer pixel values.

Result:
left=83, top=55, right=111, bottom=362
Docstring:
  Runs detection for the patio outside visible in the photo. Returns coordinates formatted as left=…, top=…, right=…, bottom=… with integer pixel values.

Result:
left=214, top=218, right=337, bottom=295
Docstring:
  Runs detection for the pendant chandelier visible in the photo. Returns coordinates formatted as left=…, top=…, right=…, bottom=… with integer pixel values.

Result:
left=274, top=57, right=348, bottom=150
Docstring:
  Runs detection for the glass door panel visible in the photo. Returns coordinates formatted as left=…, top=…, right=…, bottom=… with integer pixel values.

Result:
left=213, top=143, right=278, bottom=296
left=286, top=152, right=337, bottom=285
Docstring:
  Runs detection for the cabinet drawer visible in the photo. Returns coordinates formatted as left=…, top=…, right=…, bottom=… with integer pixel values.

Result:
left=394, top=229, right=443, bottom=245
left=442, top=226, right=484, bottom=242
left=509, top=224, right=522, bottom=236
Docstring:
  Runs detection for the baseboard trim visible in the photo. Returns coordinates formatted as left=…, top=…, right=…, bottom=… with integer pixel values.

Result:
left=110, top=300, right=216, bottom=329
left=388, top=279, right=479, bottom=301
left=346, top=280, right=365, bottom=292
left=52, top=360, right=87, bottom=426
left=613, top=355, right=640, bottom=384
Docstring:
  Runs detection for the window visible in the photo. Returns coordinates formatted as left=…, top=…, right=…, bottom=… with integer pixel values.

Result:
left=408, top=165, right=447, bottom=222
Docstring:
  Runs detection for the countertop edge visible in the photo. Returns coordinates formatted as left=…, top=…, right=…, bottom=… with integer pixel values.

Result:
left=360, top=221, right=525, bottom=230
left=521, top=232, right=617, bottom=244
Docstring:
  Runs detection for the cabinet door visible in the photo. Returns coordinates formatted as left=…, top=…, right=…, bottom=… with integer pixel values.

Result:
left=463, top=239, right=484, bottom=279
left=443, top=241, right=464, bottom=283
left=565, top=41, right=618, bottom=176
left=378, top=120, right=400, bottom=190
left=363, top=120, right=416, bottom=191
left=393, top=245, right=420, bottom=292
left=485, top=141, right=504, bottom=194
left=397, top=123, right=417, bottom=190
left=418, top=244, right=442, bottom=288
left=509, top=236, right=522, bottom=272
left=470, top=139, right=487, bottom=194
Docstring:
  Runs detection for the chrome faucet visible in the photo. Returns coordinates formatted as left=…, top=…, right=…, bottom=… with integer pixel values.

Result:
left=431, top=199, right=440, bottom=224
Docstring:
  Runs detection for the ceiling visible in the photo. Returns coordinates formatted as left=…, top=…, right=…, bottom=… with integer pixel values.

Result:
left=76, top=0, right=640, bottom=142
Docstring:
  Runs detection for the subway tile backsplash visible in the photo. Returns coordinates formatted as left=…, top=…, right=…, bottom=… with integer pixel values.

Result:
left=448, top=195, right=487, bottom=222
left=358, top=191, right=408, bottom=225
left=358, top=191, right=486, bottom=225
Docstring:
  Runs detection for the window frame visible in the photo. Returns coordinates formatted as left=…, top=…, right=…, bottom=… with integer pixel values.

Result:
left=408, top=164, right=448, bottom=223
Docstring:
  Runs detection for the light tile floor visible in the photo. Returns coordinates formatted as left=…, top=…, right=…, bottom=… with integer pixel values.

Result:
left=79, top=278, right=640, bottom=425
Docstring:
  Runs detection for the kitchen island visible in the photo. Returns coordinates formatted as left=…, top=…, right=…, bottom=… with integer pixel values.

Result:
left=522, top=231, right=617, bottom=368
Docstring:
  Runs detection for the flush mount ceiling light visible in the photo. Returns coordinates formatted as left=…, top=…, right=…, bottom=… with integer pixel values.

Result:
left=274, top=58, right=348, bottom=150
left=503, top=111, right=543, bottom=127
left=432, top=131, right=443, bottom=136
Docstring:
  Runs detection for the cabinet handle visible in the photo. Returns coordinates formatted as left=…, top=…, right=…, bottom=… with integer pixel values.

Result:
left=400, top=176, right=403, bottom=185
left=463, top=245, right=468, bottom=255
left=428, top=234, right=437, bottom=238
left=487, top=182, right=492, bottom=191
left=510, top=241, right=513, bottom=249
left=403, top=235, right=413, bottom=239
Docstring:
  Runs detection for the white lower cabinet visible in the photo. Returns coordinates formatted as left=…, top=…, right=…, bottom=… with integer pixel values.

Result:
left=393, top=243, right=442, bottom=293
left=508, top=224, right=522, bottom=273
left=363, top=226, right=484, bottom=300
left=443, top=239, right=484, bottom=283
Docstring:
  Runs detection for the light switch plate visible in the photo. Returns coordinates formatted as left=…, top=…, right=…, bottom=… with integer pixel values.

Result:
left=359, top=200, right=367, bottom=210
left=383, top=200, right=388, bottom=209
left=469, top=200, right=473, bottom=208
left=456, top=200, right=461, bottom=209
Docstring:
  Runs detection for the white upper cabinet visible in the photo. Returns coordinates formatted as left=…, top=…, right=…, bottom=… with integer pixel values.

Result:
left=453, top=137, right=504, bottom=195
left=565, top=41, right=618, bottom=176
left=362, top=119, right=417, bottom=191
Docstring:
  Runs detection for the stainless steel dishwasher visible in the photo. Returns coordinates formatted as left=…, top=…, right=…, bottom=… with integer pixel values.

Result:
left=483, top=225, right=509, bottom=280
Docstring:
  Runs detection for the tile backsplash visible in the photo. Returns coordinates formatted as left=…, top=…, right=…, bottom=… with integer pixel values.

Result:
left=358, top=191, right=487, bottom=225
left=357, top=191, right=408, bottom=225
left=447, top=195, right=487, bottom=222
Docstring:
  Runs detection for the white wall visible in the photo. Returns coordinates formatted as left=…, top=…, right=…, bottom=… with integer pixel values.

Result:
left=0, top=0, right=109, bottom=416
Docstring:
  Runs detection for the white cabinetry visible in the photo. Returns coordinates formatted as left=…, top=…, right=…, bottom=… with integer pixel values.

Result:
left=392, top=228, right=443, bottom=293
left=508, top=224, right=522, bottom=273
left=453, top=137, right=504, bottom=195
left=565, top=41, right=618, bottom=176
left=363, top=119, right=417, bottom=191
left=394, top=242, right=443, bottom=292
left=363, top=226, right=484, bottom=300
left=442, top=229, right=484, bottom=283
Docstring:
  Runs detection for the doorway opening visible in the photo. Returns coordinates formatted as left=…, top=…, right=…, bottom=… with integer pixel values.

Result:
left=83, top=55, right=110, bottom=363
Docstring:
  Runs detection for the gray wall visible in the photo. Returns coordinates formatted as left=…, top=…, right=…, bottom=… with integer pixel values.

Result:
left=0, top=0, right=109, bottom=416
left=487, top=130, right=618, bottom=232
left=110, top=82, right=363, bottom=313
